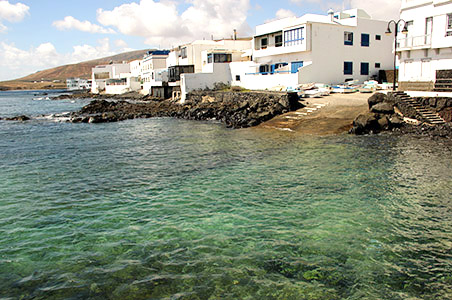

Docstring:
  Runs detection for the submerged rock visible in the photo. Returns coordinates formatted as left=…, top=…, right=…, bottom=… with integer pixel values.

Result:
left=0, top=115, right=31, bottom=121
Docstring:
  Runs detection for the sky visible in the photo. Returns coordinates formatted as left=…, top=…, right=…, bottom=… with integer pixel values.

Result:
left=0, top=0, right=402, bottom=81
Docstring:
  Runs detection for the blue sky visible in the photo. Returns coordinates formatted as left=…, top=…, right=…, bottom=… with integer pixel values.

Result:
left=0, top=0, right=401, bottom=81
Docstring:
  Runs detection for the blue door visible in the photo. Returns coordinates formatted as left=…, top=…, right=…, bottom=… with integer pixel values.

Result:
left=291, top=61, right=304, bottom=74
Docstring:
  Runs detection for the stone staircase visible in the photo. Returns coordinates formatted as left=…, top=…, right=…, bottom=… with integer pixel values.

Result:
left=392, top=91, right=446, bottom=125
left=434, top=70, right=452, bottom=92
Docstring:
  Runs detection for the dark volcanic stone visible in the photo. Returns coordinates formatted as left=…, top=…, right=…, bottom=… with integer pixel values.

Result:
left=371, top=102, right=394, bottom=114
left=2, top=115, right=31, bottom=121
left=368, top=93, right=387, bottom=109
left=389, top=115, right=403, bottom=128
left=69, top=91, right=302, bottom=129
left=351, top=112, right=380, bottom=135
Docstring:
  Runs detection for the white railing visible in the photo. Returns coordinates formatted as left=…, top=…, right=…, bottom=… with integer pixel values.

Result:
left=397, top=34, right=432, bottom=49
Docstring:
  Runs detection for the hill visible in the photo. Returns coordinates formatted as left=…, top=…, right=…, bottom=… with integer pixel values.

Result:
left=0, top=49, right=152, bottom=91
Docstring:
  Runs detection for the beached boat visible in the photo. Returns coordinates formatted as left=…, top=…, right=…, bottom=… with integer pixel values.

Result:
left=331, top=86, right=358, bottom=93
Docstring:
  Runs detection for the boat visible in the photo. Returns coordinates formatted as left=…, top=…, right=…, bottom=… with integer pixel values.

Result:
left=331, top=85, right=358, bottom=93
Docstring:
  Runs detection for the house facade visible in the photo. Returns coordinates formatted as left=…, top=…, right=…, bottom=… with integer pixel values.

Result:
left=398, top=0, right=452, bottom=91
left=167, top=39, right=252, bottom=84
left=231, top=9, right=394, bottom=90
left=66, top=78, right=92, bottom=91
left=141, top=50, right=170, bottom=95
left=91, top=63, right=133, bottom=94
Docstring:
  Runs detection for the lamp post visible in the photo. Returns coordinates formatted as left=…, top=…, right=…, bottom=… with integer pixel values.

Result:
left=385, top=20, right=409, bottom=91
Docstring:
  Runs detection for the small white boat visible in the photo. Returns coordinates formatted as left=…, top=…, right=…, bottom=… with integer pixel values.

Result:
left=331, top=86, right=358, bottom=93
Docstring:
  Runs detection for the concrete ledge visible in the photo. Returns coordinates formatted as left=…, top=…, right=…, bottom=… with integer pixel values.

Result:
left=399, top=81, right=434, bottom=91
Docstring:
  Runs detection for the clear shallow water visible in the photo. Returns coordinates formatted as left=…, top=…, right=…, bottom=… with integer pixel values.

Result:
left=1, top=92, right=452, bottom=300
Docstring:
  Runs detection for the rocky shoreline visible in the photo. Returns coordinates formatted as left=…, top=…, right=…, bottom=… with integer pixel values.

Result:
left=68, top=91, right=301, bottom=128
left=350, top=93, right=452, bottom=138
left=0, top=91, right=301, bottom=129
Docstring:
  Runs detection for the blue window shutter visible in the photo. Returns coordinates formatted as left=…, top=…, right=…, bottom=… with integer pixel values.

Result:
left=344, top=62, right=353, bottom=75
left=361, top=34, right=370, bottom=47
left=361, top=62, right=369, bottom=75
left=291, top=61, right=303, bottom=74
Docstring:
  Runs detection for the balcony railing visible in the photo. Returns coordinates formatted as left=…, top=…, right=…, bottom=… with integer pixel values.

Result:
left=397, top=34, right=431, bottom=49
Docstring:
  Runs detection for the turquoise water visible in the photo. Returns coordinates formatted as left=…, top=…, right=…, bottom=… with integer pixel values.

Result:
left=1, top=91, right=452, bottom=299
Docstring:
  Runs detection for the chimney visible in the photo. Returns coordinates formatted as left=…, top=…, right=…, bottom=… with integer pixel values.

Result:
left=328, top=9, right=334, bottom=21
left=233, top=29, right=237, bottom=40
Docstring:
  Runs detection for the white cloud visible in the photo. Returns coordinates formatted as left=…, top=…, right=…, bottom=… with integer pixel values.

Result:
left=0, top=0, right=29, bottom=22
left=0, top=38, right=119, bottom=80
left=97, top=0, right=252, bottom=47
left=276, top=9, right=297, bottom=19
left=114, top=39, right=128, bottom=48
left=349, top=0, right=401, bottom=21
left=265, top=9, right=297, bottom=23
left=53, top=16, right=115, bottom=34
left=0, top=0, right=29, bottom=33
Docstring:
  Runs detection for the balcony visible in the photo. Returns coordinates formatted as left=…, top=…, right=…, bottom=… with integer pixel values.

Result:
left=397, top=34, right=431, bottom=50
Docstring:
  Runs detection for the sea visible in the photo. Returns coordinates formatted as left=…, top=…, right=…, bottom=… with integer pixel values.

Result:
left=1, top=90, right=452, bottom=300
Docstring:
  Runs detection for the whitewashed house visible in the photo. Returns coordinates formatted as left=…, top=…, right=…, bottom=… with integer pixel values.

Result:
left=168, top=39, right=252, bottom=102
left=91, top=62, right=141, bottom=94
left=231, top=9, right=394, bottom=90
left=167, top=39, right=252, bottom=85
left=130, top=59, right=142, bottom=78
left=141, top=50, right=170, bottom=95
left=66, top=78, right=92, bottom=91
left=91, top=63, right=131, bottom=94
left=398, top=0, right=452, bottom=91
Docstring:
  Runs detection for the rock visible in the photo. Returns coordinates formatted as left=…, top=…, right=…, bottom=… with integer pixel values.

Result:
left=368, top=93, right=387, bottom=109
left=351, top=112, right=380, bottom=134
left=389, top=115, right=403, bottom=127
left=371, top=102, right=394, bottom=114
left=436, top=98, right=447, bottom=111
left=439, top=107, right=452, bottom=123
left=2, top=115, right=31, bottom=121
left=378, top=115, right=390, bottom=130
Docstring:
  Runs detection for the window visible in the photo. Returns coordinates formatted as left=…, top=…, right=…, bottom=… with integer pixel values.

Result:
left=361, top=33, right=370, bottom=47
left=360, top=62, right=369, bottom=75
left=261, top=38, right=268, bottom=49
left=447, top=14, right=452, bottom=36
left=375, top=63, right=381, bottom=68
left=207, top=54, right=213, bottom=63
left=291, top=61, right=303, bottom=74
left=375, top=35, right=381, bottom=40
left=284, top=27, right=304, bottom=47
left=181, top=47, right=187, bottom=59
left=275, top=35, right=283, bottom=47
left=344, top=32, right=353, bottom=45
left=344, top=61, right=353, bottom=75
left=214, top=53, right=232, bottom=63
left=259, top=65, right=269, bottom=74
left=236, top=75, right=241, bottom=81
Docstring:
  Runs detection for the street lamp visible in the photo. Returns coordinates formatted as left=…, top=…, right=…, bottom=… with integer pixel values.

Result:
left=385, top=20, right=409, bottom=91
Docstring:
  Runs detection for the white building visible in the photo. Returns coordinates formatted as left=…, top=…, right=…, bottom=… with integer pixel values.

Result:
left=66, top=78, right=92, bottom=91
left=91, top=63, right=131, bottom=93
left=398, top=0, right=452, bottom=91
left=231, top=9, right=394, bottom=90
left=91, top=62, right=142, bottom=95
left=130, top=60, right=142, bottom=78
left=180, top=49, right=250, bottom=102
left=167, top=39, right=252, bottom=84
left=141, top=50, right=170, bottom=95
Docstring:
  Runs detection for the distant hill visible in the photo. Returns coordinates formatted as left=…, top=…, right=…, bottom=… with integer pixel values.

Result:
left=0, top=49, right=152, bottom=90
